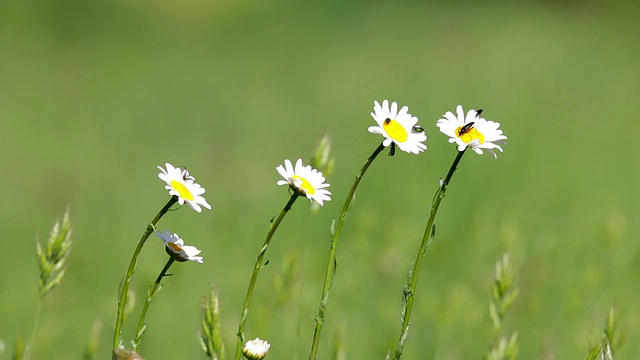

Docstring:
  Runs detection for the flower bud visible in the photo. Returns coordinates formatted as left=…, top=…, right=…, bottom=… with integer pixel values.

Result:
left=242, top=337, right=270, bottom=360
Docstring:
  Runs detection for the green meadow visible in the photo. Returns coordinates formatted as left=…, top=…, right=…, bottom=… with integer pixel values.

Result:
left=1, top=0, right=639, bottom=358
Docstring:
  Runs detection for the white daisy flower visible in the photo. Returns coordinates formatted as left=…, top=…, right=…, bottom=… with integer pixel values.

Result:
left=242, top=338, right=270, bottom=360
left=276, top=159, right=331, bottom=206
left=368, top=99, right=427, bottom=154
left=436, top=105, right=507, bottom=158
left=157, top=230, right=203, bottom=263
left=157, top=163, right=211, bottom=212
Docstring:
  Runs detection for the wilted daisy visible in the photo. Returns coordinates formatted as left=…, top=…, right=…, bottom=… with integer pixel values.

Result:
left=368, top=99, right=427, bottom=154
left=157, top=230, right=203, bottom=263
left=276, top=159, right=331, bottom=206
left=157, top=163, right=211, bottom=212
left=242, top=338, right=270, bottom=360
left=436, top=105, right=507, bottom=158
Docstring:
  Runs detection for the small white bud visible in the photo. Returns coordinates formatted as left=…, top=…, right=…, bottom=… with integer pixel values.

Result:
left=242, top=337, right=270, bottom=360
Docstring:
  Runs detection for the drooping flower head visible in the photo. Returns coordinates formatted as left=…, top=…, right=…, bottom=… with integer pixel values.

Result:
left=157, top=163, right=211, bottom=212
left=242, top=337, right=270, bottom=360
left=436, top=105, right=507, bottom=158
left=276, top=159, right=331, bottom=206
left=368, top=100, right=427, bottom=154
left=157, top=230, right=203, bottom=263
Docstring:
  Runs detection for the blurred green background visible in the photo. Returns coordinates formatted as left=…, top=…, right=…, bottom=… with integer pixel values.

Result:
left=1, top=0, right=639, bottom=358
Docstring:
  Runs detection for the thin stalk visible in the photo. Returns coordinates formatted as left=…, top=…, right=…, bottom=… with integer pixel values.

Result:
left=308, top=142, right=386, bottom=360
left=234, top=193, right=300, bottom=360
left=24, top=300, right=43, bottom=360
left=392, top=149, right=466, bottom=360
left=112, top=196, right=178, bottom=351
left=134, top=257, right=176, bottom=350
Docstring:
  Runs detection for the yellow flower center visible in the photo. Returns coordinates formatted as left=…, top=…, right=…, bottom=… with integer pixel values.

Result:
left=383, top=118, right=408, bottom=143
left=170, top=180, right=194, bottom=201
left=167, top=242, right=183, bottom=253
left=291, top=175, right=315, bottom=195
left=456, top=124, right=485, bottom=144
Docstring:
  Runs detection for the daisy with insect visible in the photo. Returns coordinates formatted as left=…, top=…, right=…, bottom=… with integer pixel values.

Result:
left=157, top=163, right=211, bottom=212
left=436, top=105, right=507, bottom=158
left=390, top=105, right=508, bottom=360
left=368, top=99, right=427, bottom=155
left=308, top=100, right=428, bottom=359
left=113, top=163, right=211, bottom=353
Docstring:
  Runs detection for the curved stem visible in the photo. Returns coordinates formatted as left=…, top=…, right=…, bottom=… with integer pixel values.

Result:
left=392, top=149, right=466, bottom=360
left=134, top=257, right=176, bottom=350
left=308, top=142, right=386, bottom=360
left=234, top=193, right=300, bottom=360
left=112, top=196, right=178, bottom=351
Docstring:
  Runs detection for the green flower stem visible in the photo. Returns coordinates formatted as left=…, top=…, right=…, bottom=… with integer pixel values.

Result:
left=112, top=196, right=178, bottom=351
left=392, top=149, right=467, bottom=360
left=309, top=142, right=386, bottom=360
left=134, top=257, right=176, bottom=350
left=234, top=193, right=300, bottom=360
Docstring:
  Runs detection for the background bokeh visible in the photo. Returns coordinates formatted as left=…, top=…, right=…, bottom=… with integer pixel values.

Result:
left=1, top=0, right=639, bottom=359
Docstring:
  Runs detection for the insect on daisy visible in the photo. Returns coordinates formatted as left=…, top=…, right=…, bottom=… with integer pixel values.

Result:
left=180, top=168, right=195, bottom=182
left=276, top=159, right=331, bottom=206
left=368, top=100, right=427, bottom=155
left=436, top=105, right=507, bottom=158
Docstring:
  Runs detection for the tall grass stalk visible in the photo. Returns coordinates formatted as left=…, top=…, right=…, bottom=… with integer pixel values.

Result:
left=308, top=142, right=385, bottom=360
left=489, top=254, right=519, bottom=334
left=12, top=337, right=25, bottom=360
left=486, top=253, right=519, bottom=360
left=83, top=318, right=103, bottom=360
left=25, top=303, right=43, bottom=360
left=585, top=307, right=619, bottom=360
left=309, top=134, right=336, bottom=215
left=27, top=206, right=73, bottom=359
left=234, top=193, right=300, bottom=360
left=391, top=149, right=466, bottom=360
left=112, top=196, right=178, bottom=351
left=200, top=286, right=225, bottom=360
left=133, top=257, right=176, bottom=350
